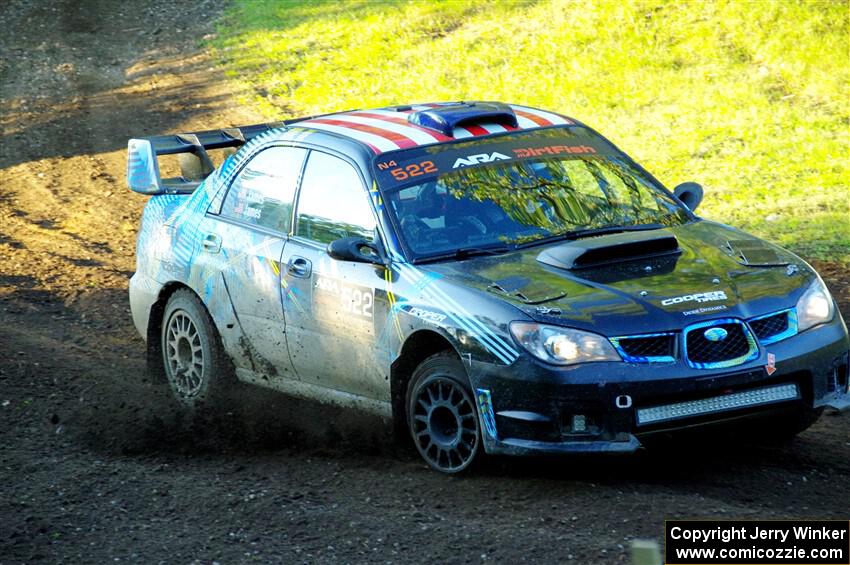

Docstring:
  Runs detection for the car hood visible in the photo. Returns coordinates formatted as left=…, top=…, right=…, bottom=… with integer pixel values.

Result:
left=423, top=220, right=814, bottom=336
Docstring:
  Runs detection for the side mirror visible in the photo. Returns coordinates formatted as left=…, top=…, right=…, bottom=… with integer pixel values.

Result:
left=327, top=236, right=385, bottom=265
left=673, top=182, right=704, bottom=212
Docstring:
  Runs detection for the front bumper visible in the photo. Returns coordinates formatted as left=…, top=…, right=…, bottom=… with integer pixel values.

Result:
left=469, top=315, right=850, bottom=456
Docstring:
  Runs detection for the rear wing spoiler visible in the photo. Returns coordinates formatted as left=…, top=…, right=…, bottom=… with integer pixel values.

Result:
left=126, top=122, right=284, bottom=195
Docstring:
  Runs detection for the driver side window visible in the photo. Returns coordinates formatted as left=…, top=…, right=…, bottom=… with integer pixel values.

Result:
left=295, top=151, right=376, bottom=244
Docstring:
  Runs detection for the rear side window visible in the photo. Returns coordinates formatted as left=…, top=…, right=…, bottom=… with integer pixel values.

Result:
left=220, top=146, right=307, bottom=233
left=295, top=151, right=376, bottom=244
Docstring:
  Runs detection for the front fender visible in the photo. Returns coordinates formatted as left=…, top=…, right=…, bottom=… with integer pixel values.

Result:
left=388, top=261, right=531, bottom=366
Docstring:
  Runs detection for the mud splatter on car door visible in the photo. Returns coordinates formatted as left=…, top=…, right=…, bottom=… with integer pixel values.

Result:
left=281, top=150, right=389, bottom=400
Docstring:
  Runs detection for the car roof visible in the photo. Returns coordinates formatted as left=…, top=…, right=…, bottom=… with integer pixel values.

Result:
left=287, top=101, right=576, bottom=155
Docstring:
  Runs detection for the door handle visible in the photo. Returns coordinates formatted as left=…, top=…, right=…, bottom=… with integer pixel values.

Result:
left=287, top=256, right=312, bottom=278
left=201, top=233, right=221, bottom=253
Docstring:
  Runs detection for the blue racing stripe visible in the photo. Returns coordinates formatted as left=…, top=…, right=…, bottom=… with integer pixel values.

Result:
left=397, top=264, right=519, bottom=364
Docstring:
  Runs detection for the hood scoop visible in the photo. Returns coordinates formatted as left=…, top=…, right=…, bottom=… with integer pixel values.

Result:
left=487, top=275, right=566, bottom=304
left=537, top=230, right=680, bottom=270
left=724, top=240, right=788, bottom=267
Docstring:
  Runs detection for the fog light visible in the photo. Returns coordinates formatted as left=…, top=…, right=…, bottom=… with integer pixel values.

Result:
left=571, top=414, right=587, bottom=433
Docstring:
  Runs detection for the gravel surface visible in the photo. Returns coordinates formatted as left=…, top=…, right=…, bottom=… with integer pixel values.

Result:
left=1, top=1, right=848, bottom=563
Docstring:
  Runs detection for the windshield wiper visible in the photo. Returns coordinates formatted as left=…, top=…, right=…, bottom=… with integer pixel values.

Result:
left=566, top=223, right=665, bottom=239
left=416, top=244, right=512, bottom=264
left=515, top=223, right=665, bottom=249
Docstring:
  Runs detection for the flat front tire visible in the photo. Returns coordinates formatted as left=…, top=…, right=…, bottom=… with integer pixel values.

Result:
left=407, top=352, right=481, bottom=474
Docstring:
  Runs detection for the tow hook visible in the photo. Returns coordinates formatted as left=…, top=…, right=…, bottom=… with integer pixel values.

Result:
left=615, top=395, right=633, bottom=409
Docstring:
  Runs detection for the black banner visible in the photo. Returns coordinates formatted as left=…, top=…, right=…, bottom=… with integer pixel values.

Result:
left=372, top=126, right=615, bottom=190
left=665, top=520, right=850, bottom=564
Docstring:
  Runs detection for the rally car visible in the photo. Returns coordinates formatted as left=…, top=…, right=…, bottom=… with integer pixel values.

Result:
left=126, top=101, right=850, bottom=473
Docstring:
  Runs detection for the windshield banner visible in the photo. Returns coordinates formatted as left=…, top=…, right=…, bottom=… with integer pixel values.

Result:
left=373, top=127, right=615, bottom=190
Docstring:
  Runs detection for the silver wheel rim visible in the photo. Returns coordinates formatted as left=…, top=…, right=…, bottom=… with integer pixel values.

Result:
left=412, top=377, right=479, bottom=472
left=165, top=310, right=205, bottom=397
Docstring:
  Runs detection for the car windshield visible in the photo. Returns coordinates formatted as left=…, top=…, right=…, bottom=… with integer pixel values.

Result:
left=374, top=127, right=691, bottom=260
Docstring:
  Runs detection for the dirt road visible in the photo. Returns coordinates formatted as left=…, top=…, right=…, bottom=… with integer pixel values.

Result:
left=1, top=1, right=848, bottom=563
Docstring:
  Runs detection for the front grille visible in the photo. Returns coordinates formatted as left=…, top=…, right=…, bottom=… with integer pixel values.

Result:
left=750, top=312, right=787, bottom=338
left=749, top=309, right=797, bottom=345
left=683, top=320, right=757, bottom=369
left=612, top=334, right=676, bottom=362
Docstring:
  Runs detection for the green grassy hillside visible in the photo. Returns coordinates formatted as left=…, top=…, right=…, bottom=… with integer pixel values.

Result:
left=211, top=0, right=849, bottom=261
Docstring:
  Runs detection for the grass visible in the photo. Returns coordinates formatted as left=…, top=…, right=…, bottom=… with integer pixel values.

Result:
left=210, top=0, right=849, bottom=262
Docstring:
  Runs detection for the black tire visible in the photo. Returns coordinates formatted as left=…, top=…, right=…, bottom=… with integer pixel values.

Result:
left=160, top=289, right=234, bottom=411
left=406, top=352, right=482, bottom=474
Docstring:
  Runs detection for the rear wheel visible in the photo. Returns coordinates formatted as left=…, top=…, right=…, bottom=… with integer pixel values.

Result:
left=161, top=289, right=233, bottom=411
left=407, top=352, right=481, bottom=473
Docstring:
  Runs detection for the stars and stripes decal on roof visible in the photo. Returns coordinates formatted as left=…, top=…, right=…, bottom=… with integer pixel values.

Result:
left=292, top=103, right=574, bottom=154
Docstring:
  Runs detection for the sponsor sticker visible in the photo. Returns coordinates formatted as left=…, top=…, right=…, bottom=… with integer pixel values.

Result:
left=452, top=152, right=510, bottom=168
left=406, top=307, right=446, bottom=324
left=373, top=128, right=611, bottom=189
left=682, top=304, right=728, bottom=316
left=661, top=290, right=728, bottom=307
left=765, top=352, right=777, bottom=375
left=314, top=275, right=374, bottom=322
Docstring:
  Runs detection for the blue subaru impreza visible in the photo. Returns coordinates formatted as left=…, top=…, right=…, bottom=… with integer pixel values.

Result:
left=127, top=102, right=849, bottom=473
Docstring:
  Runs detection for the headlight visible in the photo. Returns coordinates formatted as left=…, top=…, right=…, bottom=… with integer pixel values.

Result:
left=796, top=277, right=835, bottom=332
left=510, top=322, right=621, bottom=365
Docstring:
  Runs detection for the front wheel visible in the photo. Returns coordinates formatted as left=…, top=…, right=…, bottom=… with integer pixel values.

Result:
left=407, top=352, right=481, bottom=474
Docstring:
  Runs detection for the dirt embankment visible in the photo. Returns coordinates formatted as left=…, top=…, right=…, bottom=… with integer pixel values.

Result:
left=1, top=1, right=849, bottom=563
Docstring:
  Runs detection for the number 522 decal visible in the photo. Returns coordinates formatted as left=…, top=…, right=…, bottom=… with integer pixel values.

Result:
left=388, top=160, right=437, bottom=181
left=314, top=276, right=374, bottom=320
